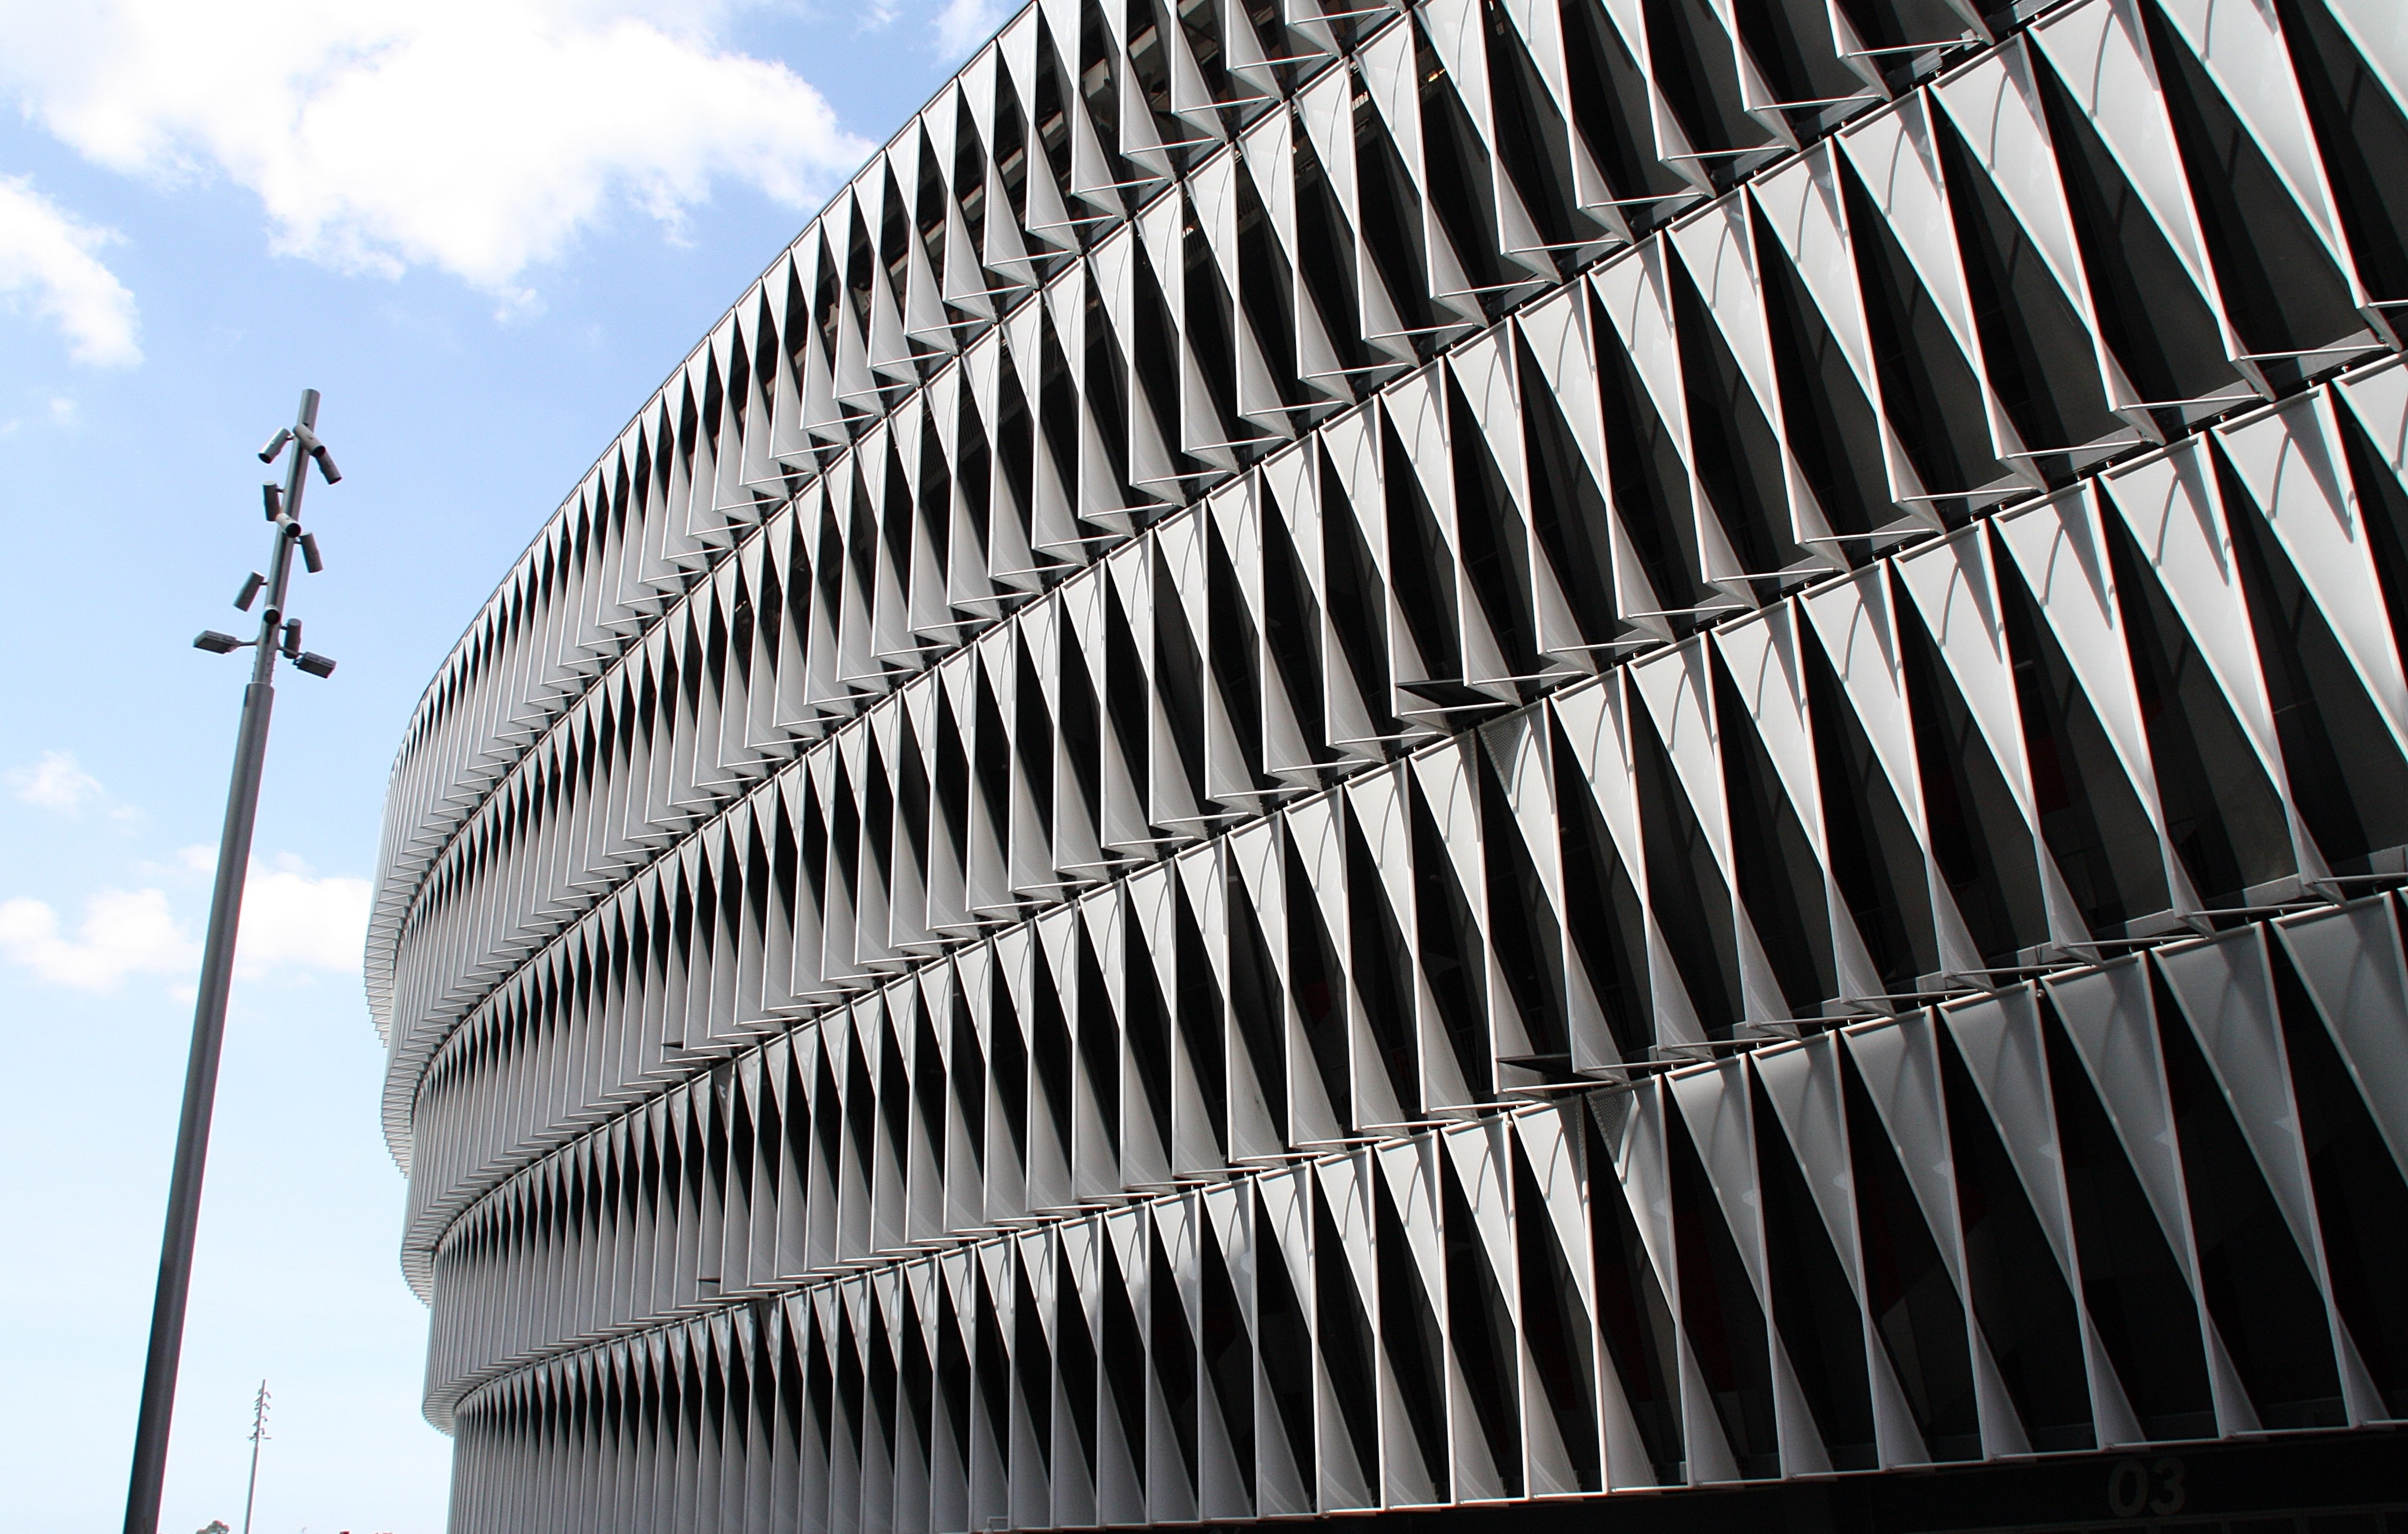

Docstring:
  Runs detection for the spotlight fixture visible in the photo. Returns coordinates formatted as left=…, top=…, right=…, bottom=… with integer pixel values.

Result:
left=298, top=532, right=323, bottom=573
left=234, top=573, right=265, bottom=611
left=262, top=483, right=284, bottom=521
left=294, top=651, right=338, bottom=679
left=193, top=631, right=244, bottom=654
left=280, top=618, right=303, bottom=660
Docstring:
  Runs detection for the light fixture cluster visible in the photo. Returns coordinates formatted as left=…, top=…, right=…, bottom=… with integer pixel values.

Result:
left=189, top=420, right=342, bottom=679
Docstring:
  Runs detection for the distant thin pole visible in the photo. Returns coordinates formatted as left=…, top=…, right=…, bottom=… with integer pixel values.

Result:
left=122, top=391, right=340, bottom=1534
left=239, top=1381, right=270, bottom=1534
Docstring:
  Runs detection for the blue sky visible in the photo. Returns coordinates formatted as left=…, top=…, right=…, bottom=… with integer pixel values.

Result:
left=0, top=3, right=998, bottom=1528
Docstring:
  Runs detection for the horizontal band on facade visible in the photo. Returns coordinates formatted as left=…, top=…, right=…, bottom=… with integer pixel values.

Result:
left=428, top=899, right=2408, bottom=1526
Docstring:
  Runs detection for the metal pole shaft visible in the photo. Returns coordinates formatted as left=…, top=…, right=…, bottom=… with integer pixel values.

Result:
left=122, top=684, right=276, bottom=1531
left=122, top=391, right=318, bottom=1534
left=240, top=1430, right=261, bottom=1534
left=121, top=680, right=274, bottom=1534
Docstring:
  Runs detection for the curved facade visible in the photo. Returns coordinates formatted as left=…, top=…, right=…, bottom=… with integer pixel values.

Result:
left=369, top=0, right=2408, bottom=1529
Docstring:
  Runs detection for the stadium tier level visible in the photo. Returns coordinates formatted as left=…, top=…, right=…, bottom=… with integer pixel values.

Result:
left=366, top=0, right=2408, bottom=1528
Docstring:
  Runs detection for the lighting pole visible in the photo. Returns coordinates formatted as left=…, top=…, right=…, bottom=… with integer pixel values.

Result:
left=239, top=1381, right=270, bottom=1534
left=122, top=390, right=342, bottom=1534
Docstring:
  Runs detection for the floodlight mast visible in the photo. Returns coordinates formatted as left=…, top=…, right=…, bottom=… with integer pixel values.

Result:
left=239, top=1381, right=270, bottom=1534
left=123, top=389, right=339, bottom=1534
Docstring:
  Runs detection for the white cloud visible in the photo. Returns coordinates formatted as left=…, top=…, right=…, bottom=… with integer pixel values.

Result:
left=0, top=855, right=371, bottom=993
left=0, top=888, right=197, bottom=991
left=932, top=0, right=1008, bottom=58
left=0, top=175, right=141, bottom=365
left=0, top=393, right=87, bottom=436
left=7, top=750, right=107, bottom=815
left=0, top=1, right=873, bottom=298
left=234, top=855, right=373, bottom=980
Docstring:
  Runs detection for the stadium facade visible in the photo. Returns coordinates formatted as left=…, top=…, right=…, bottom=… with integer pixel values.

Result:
left=367, top=0, right=2408, bottom=1528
